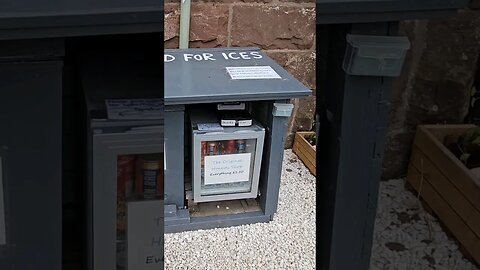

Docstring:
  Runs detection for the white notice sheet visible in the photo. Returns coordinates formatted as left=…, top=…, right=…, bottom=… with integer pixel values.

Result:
left=204, top=153, right=251, bottom=185
left=226, top=66, right=281, bottom=80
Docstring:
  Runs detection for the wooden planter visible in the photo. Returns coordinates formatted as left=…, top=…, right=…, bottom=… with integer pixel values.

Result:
left=407, top=125, right=480, bottom=265
left=292, top=132, right=316, bottom=176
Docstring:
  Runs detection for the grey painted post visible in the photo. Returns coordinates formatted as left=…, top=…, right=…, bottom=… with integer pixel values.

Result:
left=164, top=105, right=185, bottom=208
left=318, top=22, right=398, bottom=270
left=258, top=100, right=291, bottom=217
left=0, top=61, right=63, bottom=270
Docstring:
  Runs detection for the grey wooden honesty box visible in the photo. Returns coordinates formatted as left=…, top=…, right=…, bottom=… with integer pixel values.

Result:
left=0, top=1, right=162, bottom=269
left=316, top=1, right=470, bottom=269
left=164, top=47, right=311, bottom=233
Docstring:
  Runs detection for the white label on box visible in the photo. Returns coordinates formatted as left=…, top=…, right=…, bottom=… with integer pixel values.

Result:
left=204, top=153, right=251, bottom=185
left=237, top=120, right=252, bottom=127
left=226, top=66, right=281, bottom=80
left=221, top=120, right=236, bottom=126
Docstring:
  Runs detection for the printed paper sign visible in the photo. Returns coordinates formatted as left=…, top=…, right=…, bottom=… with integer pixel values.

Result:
left=105, top=99, right=164, bottom=120
left=226, top=66, right=281, bottom=80
left=204, top=153, right=251, bottom=185
left=127, top=200, right=163, bottom=270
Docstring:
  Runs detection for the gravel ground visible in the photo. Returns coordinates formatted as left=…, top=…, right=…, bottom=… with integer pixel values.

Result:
left=165, top=151, right=479, bottom=270
left=371, top=178, right=479, bottom=270
left=164, top=150, right=316, bottom=270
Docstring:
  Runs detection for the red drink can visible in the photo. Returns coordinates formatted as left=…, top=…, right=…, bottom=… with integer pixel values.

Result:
left=117, top=155, right=135, bottom=234
left=208, top=142, right=217, bottom=156
left=117, top=155, right=135, bottom=197
left=201, top=141, right=207, bottom=155
left=201, top=141, right=207, bottom=165
left=225, top=140, right=236, bottom=154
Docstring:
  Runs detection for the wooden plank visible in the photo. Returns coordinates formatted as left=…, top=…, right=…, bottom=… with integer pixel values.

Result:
left=294, top=135, right=315, bottom=166
left=293, top=134, right=315, bottom=170
left=295, top=132, right=316, bottom=160
left=413, top=126, right=480, bottom=204
left=420, top=124, right=475, bottom=141
left=410, top=147, right=480, bottom=237
left=407, top=165, right=480, bottom=265
left=190, top=199, right=261, bottom=218
left=293, top=132, right=316, bottom=176
left=293, top=142, right=316, bottom=176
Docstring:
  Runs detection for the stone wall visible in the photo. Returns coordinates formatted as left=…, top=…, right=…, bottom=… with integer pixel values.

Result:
left=382, top=2, right=480, bottom=179
left=164, top=0, right=316, bottom=147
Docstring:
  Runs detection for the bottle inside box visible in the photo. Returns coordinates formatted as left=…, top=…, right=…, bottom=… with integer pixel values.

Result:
left=116, top=153, right=163, bottom=270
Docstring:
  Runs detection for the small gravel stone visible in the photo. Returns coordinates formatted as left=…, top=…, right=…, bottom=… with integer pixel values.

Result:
left=370, top=178, right=479, bottom=270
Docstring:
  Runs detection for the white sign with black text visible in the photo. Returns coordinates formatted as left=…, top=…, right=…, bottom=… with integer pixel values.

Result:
left=226, top=66, right=281, bottom=80
left=127, top=200, right=163, bottom=270
left=204, top=153, right=251, bottom=185
left=164, top=51, right=263, bottom=63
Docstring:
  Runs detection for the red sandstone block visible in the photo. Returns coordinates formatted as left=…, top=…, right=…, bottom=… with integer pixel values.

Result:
left=267, top=50, right=316, bottom=91
left=230, top=5, right=315, bottom=50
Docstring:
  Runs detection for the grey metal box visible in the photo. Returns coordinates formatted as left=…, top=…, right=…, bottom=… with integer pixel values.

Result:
left=190, top=111, right=265, bottom=203
left=342, top=34, right=410, bottom=77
